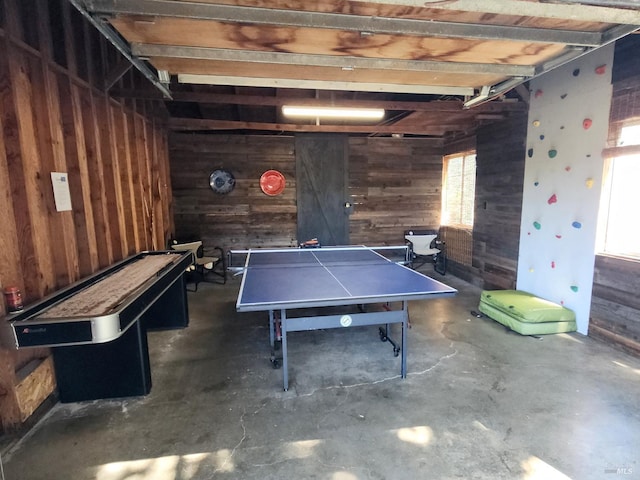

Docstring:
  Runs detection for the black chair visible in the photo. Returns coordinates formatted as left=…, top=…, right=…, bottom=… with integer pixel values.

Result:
left=170, top=240, right=226, bottom=291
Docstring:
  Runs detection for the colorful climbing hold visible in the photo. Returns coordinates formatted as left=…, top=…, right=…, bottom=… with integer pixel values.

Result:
left=533, top=120, right=541, bottom=127
left=595, top=64, right=606, bottom=75
left=540, top=135, right=545, bottom=140
left=570, top=285, right=579, bottom=293
left=586, top=178, right=594, bottom=189
left=572, top=68, right=580, bottom=77
left=555, top=235, right=562, bottom=239
left=560, top=93, right=568, bottom=99
left=534, top=181, right=539, bottom=187
left=533, top=221, right=541, bottom=230
left=548, top=194, right=558, bottom=205
left=535, top=89, right=543, bottom=98
left=583, top=118, right=592, bottom=130
left=528, top=148, right=534, bottom=158
left=572, top=221, right=582, bottom=229
left=565, top=166, right=571, bottom=172
left=551, top=261, right=556, bottom=269
left=529, top=267, right=535, bottom=273
left=548, top=149, right=557, bottom=158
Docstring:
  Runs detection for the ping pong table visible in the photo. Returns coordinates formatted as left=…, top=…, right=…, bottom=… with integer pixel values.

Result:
left=235, top=246, right=457, bottom=391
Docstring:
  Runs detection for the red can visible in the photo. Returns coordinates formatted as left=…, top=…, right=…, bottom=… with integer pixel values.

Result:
left=4, top=287, right=23, bottom=313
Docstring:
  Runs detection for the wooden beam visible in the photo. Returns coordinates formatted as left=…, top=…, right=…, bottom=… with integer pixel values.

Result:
left=133, top=44, right=536, bottom=77
left=351, top=0, right=640, bottom=25
left=177, top=73, right=475, bottom=96
left=89, top=0, right=605, bottom=45
left=109, top=89, right=528, bottom=112
left=104, top=58, right=133, bottom=90
left=167, top=117, right=470, bottom=135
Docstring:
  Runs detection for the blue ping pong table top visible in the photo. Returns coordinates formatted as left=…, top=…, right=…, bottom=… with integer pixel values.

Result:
left=236, top=246, right=457, bottom=311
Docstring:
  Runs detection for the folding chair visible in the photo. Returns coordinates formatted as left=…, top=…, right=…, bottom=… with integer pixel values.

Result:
left=404, top=230, right=446, bottom=274
left=170, top=240, right=226, bottom=291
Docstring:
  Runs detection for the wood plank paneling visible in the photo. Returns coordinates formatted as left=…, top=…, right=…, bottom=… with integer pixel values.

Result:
left=170, top=134, right=444, bottom=253
left=0, top=0, right=172, bottom=431
left=587, top=36, right=640, bottom=357
left=590, top=255, right=640, bottom=356
left=349, top=137, right=444, bottom=246
left=471, top=115, right=526, bottom=288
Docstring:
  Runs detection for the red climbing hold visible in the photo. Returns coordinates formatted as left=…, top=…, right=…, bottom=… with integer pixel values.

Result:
left=583, top=118, right=592, bottom=130
left=548, top=194, right=558, bottom=205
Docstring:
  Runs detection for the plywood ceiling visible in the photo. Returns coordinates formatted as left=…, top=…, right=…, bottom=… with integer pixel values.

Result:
left=75, top=0, right=640, bottom=137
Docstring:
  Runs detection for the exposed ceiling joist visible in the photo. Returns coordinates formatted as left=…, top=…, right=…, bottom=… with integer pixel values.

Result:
left=168, top=117, right=467, bottom=135
left=178, top=74, right=475, bottom=96
left=133, top=44, right=536, bottom=77
left=112, top=91, right=527, bottom=113
left=69, top=0, right=171, bottom=98
left=77, top=0, right=640, bottom=136
left=88, top=0, right=604, bottom=46
left=350, top=0, right=640, bottom=24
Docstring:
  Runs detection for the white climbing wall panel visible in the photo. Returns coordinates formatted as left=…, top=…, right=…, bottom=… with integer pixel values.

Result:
left=516, top=44, right=614, bottom=335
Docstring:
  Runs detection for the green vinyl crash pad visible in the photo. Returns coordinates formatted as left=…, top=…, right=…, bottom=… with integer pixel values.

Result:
left=478, top=290, right=576, bottom=335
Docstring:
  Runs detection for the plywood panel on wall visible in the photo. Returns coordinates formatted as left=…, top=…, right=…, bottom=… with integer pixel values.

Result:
left=0, top=0, right=173, bottom=431
left=516, top=45, right=614, bottom=335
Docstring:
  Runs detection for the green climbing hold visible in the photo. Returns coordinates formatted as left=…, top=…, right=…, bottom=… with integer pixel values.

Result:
left=533, top=221, right=541, bottom=230
left=570, top=286, right=579, bottom=293
left=548, top=149, right=557, bottom=158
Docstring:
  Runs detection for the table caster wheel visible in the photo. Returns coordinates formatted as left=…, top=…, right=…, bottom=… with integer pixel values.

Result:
left=379, top=327, right=388, bottom=342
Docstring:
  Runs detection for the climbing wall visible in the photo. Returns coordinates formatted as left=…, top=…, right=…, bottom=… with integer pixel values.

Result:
left=516, top=45, right=614, bottom=334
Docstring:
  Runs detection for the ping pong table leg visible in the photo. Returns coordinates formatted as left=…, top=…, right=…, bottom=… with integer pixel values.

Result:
left=281, top=309, right=289, bottom=391
left=401, top=301, right=408, bottom=378
left=269, top=310, right=275, bottom=348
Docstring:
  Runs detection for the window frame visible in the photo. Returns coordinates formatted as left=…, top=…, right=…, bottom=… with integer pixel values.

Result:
left=441, top=150, right=477, bottom=229
left=597, top=119, right=640, bottom=260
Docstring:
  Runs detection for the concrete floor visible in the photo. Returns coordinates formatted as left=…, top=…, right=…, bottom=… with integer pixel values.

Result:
left=2, top=271, right=640, bottom=480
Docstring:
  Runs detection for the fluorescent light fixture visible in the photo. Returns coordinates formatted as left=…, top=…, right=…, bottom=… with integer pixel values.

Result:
left=282, top=106, right=384, bottom=120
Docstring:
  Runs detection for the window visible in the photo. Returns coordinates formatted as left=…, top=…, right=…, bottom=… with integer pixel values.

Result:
left=442, top=152, right=476, bottom=227
left=597, top=121, right=640, bottom=259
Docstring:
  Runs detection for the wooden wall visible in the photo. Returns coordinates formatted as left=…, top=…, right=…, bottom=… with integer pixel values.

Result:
left=590, top=256, right=640, bottom=356
left=443, top=114, right=528, bottom=289
left=170, top=133, right=297, bottom=251
left=348, top=137, right=444, bottom=245
left=588, top=34, right=640, bottom=356
left=169, top=134, right=444, bottom=253
left=0, top=0, right=172, bottom=431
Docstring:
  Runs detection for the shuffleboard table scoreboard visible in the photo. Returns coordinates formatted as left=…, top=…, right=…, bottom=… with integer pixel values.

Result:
left=1, top=251, right=193, bottom=403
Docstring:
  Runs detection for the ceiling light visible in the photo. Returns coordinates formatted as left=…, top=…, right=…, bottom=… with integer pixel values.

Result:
left=282, top=106, right=385, bottom=120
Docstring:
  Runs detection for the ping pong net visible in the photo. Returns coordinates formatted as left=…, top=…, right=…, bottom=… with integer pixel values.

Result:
left=235, top=245, right=411, bottom=271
